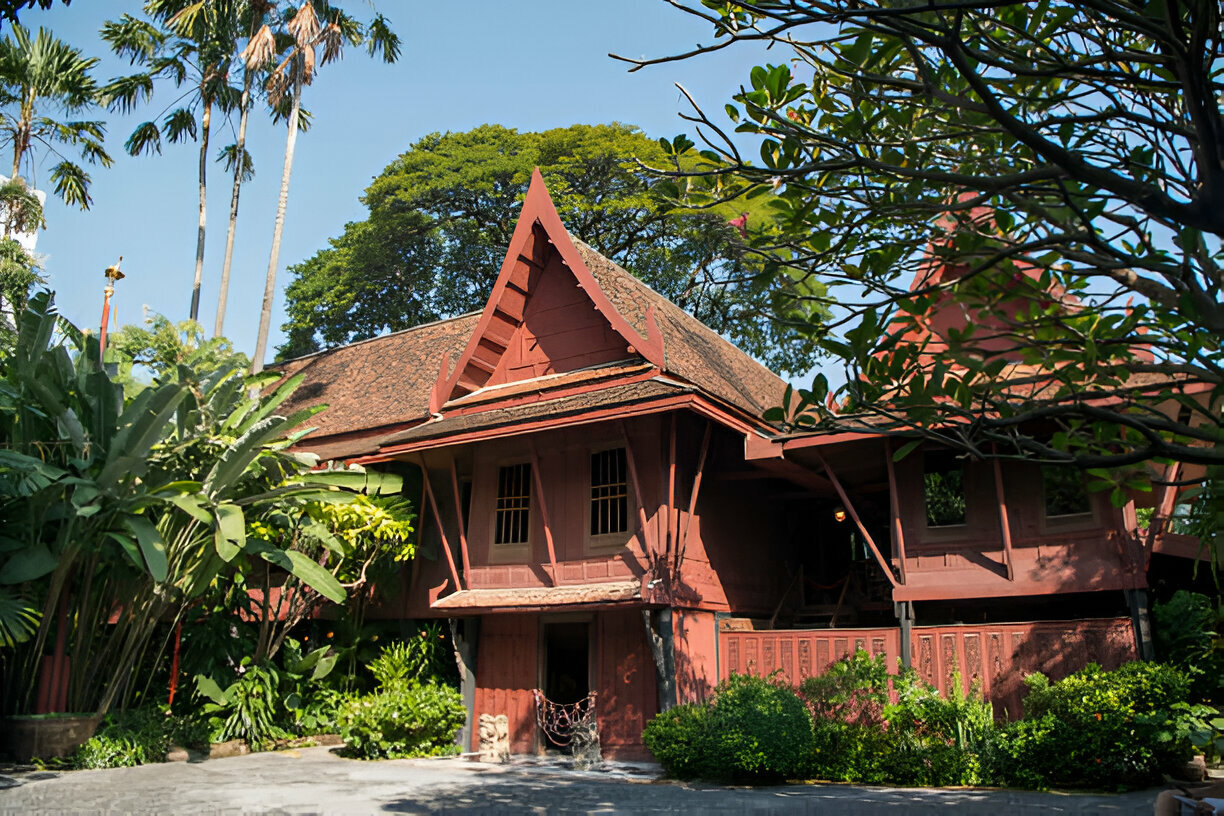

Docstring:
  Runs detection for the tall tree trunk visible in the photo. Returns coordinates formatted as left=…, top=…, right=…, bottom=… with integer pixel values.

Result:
left=189, top=100, right=212, bottom=323
left=251, top=62, right=301, bottom=374
left=214, top=70, right=253, bottom=339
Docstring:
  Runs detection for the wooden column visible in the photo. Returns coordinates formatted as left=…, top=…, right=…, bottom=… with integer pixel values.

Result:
left=814, top=450, right=899, bottom=588
left=449, top=459, right=472, bottom=587
left=418, top=457, right=462, bottom=593
left=642, top=608, right=676, bottom=713
left=527, top=439, right=559, bottom=586
left=990, top=455, right=1016, bottom=581
left=883, top=440, right=908, bottom=585
left=676, top=420, right=712, bottom=575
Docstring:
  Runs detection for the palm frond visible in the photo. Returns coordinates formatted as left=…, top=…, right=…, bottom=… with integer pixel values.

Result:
left=125, top=120, right=163, bottom=156
left=163, top=106, right=198, bottom=143
left=217, top=142, right=254, bottom=182
left=48, top=160, right=91, bottom=210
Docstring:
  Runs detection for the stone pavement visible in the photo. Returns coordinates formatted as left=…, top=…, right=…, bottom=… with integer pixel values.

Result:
left=0, top=746, right=1162, bottom=815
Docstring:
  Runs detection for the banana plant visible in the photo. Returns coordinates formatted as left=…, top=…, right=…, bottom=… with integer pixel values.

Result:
left=0, top=292, right=390, bottom=716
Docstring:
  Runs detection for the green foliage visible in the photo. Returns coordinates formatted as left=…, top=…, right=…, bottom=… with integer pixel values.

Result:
left=105, top=313, right=249, bottom=393
left=0, top=291, right=393, bottom=720
left=1153, top=590, right=1224, bottom=705
left=0, top=25, right=111, bottom=208
left=196, top=659, right=286, bottom=749
left=641, top=703, right=710, bottom=780
left=337, top=680, right=465, bottom=760
left=632, top=1, right=1224, bottom=474
left=643, top=673, right=811, bottom=783
left=367, top=629, right=448, bottom=688
left=69, top=707, right=179, bottom=769
left=989, top=662, right=1199, bottom=789
left=278, top=123, right=823, bottom=373
left=797, top=651, right=991, bottom=786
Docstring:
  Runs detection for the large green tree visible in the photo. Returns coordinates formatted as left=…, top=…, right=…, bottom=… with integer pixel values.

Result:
left=621, top=1, right=1223, bottom=472
left=278, top=123, right=821, bottom=372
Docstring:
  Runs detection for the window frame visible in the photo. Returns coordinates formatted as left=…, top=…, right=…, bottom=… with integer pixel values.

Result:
left=921, top=451, right=969, bottom=530
left=490, top=460, right=533, bottom=557
left=585, top=445, right=635, bottom=553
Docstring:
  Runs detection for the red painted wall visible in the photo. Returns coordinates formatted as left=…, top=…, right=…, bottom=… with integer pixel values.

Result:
left=891, top=454, right=1145, bottom=601
left=673, top=609, right=718, bottom=703
left=464, top=418, right=662, bottom=588
left=473, top=613, right=539, bottom=753
left=719, top=617, right=1137, bottom=718
left=595, top=609, right=657, bottom=759
left=470, top=610, right=657, bottom=758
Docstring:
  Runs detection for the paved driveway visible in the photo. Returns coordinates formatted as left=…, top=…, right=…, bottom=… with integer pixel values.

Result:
left=0, top=746, right=1160, bottom=815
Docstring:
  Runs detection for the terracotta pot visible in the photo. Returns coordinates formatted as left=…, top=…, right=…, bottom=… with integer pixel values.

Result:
left=1, top=713, right=102, bottom=762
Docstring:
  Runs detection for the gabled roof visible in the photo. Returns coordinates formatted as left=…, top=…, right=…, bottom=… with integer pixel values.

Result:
left=431, top=169, right=665, bottom=408
left=277, top=169, right=789, bottom=461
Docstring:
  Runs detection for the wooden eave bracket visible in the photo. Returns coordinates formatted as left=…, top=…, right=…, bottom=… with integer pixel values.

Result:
left=437, top=169, right=664, bottom=405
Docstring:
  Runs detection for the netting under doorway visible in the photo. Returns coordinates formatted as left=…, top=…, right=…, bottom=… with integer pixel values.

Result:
left=532, top=688, right=601, bottom=769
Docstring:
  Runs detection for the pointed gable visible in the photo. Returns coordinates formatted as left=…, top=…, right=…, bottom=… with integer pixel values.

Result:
left=433, top=170, right=664, bottom=409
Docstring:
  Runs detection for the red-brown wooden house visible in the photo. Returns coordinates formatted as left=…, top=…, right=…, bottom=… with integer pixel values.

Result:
left=276, top=170, right=1203, bottom=759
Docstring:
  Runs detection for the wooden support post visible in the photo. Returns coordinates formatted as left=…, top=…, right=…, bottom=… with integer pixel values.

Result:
left=883, top=441, right=908, bottom=585
left=814, top=450, right=899, bottom=588
left=620, top=422, right=655, bottom=568
left=1144, top=462, right=1183, bottom=564
left=676, top=420, right=712, bottom=576
left=419, top=458, right=462, bottom=593
left=667, top=413, right=678, bottom=565
left=450, top=459, right=472, bottom=589
left=991, top=455, right=1016, bottom=581
left=449, top=617, right=479, bottom=752
left=1126, top=588, right=1155, bottom=661
left=642, top=608, right=676, bottom=712
left=527, top=439, right=559, bottom=586
left=896, top=601, right=914, bottom=669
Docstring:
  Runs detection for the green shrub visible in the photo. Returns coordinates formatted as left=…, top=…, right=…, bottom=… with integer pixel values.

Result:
left=1153, top=590, right=1224, bottom=704
left=988, top=662, right=1197, bottom=790
left=643, top=673, right=811, bottom=783
left=796, top=651, right=994, bottom=786
left=338, top=680, right=466, bottom=760
left=641, top=703, right=711, bottom=779
left=70, top=707, right=179, bottom=769
left=798, top=651, right=891, bottom=782
left=196, top=659, right=288, bottom=749
left=877, top=670, right=994, bottom=787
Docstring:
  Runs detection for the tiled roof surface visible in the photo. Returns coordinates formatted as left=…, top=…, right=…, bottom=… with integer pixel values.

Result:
left=275, top=312, right=479, bottom=443
left=576, top=242, right=787, bottom=418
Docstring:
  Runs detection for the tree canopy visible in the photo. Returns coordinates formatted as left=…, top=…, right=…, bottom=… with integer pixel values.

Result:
left=278, top=123, right=823, bottom=372
left=620, top=0, right=1223, bottom=473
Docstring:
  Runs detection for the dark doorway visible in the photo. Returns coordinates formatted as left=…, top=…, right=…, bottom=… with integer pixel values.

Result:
left=542, top=622, right=589, bottom=705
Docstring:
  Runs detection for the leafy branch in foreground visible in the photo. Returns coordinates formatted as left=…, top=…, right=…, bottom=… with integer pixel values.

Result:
left=619, top=0, right=1222, bottom=471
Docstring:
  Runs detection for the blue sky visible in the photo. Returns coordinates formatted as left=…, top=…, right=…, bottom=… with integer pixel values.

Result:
left=19, top=0, right=762, bottom=364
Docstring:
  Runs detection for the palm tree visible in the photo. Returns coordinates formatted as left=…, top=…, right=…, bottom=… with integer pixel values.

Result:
left=249, top=1, right=398, bottom=373
left=215, top=3, right=275, bottom=339
left=102, top=1, right=244, bottom=323
left=0, top=25, right=111, bottom=209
